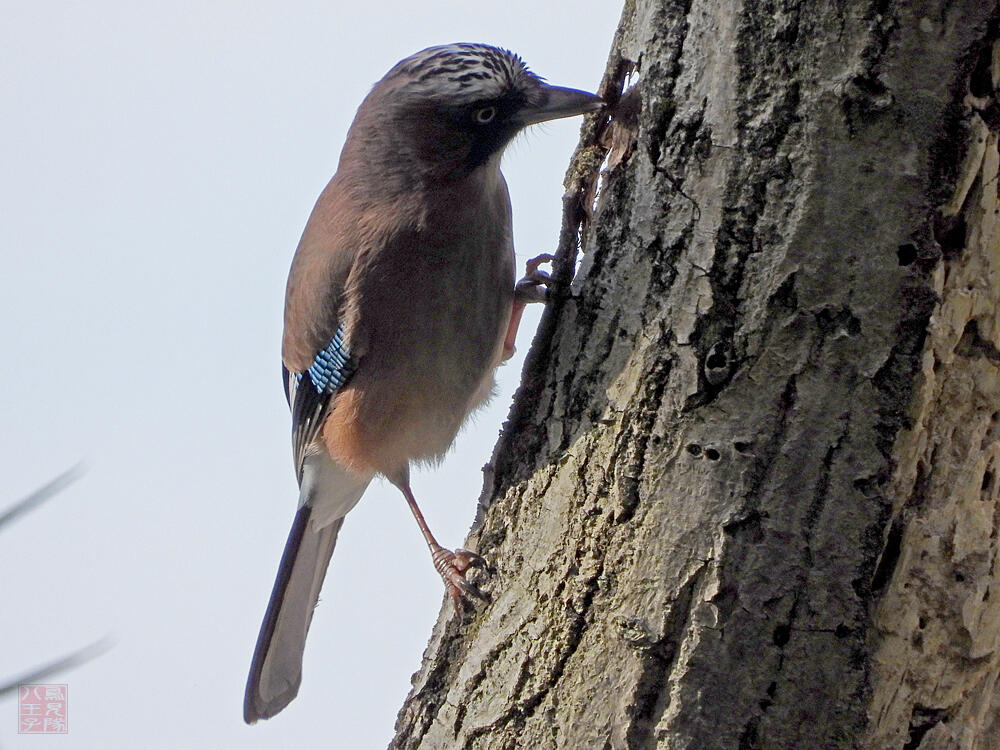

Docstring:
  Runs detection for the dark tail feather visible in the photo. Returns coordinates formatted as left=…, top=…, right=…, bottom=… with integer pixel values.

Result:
left=244, top=506, right=342, bottom=723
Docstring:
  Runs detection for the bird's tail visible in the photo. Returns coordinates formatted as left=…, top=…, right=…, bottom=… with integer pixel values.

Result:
left=244, top=505, right=342, bottom=723
left=245, top=452, right=371, bottom=723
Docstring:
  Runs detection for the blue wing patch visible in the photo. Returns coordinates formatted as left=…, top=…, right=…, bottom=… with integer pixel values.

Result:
left=286, top=324, right=355, bottom=482
left=303, top=326, right=353, bottom=393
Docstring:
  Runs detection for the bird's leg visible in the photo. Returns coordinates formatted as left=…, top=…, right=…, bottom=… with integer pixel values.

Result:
left=503, top=253, right=555, bottom=361
left=398, top=480, right=488, bottom=605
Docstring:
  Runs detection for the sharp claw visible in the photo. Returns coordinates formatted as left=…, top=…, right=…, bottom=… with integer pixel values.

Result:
left=514, top=254, right=556, bottom=304
left=525, top=253, right=555, bottom=273
left=432, top=546, right=490, bottom=606
left=456, top=578, right=489, bottom=602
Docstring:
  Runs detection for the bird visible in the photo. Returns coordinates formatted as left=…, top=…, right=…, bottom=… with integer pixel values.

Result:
left=244, top=42, right=603, bottom=724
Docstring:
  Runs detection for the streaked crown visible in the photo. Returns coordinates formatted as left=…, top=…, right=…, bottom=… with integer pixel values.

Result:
left=383, top=43, right=541, bottom=103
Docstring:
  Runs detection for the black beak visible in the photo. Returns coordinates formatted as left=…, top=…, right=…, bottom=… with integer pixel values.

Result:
left=518, top=84, right=604, bottom=126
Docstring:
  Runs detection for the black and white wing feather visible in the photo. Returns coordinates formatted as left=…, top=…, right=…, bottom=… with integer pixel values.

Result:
left=283, top=325, right=355, bottom=483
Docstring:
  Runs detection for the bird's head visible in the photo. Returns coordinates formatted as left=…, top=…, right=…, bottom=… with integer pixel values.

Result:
left=341, top=44, right=604, bottom=185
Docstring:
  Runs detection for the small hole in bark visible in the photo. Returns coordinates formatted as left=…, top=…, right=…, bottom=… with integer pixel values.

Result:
left=734, top=441, right=752, bottom=453
left=686, top=443, right=702, bottom=456
left=843, top=74, right=894, bottom=115
left=704, top=342, right=733, bottom=386
left=918, top=616, right=927, bottom=629
left=772, top=624, right=791, bottom=646
left=704, top=448, right=721, bottom=461
left=955, top=572, right=965, bottom=582
left=853, top=474, right=884, bottom=497
left=983, top=471, right=993, bottom=492
left=834, top=624, right=851, bottom=638
left=897, top=244, right=917, bottom=265
left=984, top=588, right=990, bottom=602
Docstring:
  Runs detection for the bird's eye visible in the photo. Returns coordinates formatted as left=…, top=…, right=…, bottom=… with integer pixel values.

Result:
left=474, top=106, right=497, bottom=124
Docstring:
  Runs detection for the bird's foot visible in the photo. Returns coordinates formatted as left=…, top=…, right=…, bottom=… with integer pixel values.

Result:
left=431, top=546, right=489, bottom=605
left=514, top=253, right=555, bottom=303
left=504, top=254, right=556, bottom=361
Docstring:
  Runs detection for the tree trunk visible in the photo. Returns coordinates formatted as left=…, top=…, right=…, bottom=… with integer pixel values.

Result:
left=391, top=2, right=1000, bottom=748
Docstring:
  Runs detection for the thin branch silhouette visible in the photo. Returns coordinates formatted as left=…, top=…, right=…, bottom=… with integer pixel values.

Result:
left=1, top=467, right=112, bottom=703
left=0, top=638, right=113, bottom=700
left=0, top=465, right=84, bottom=532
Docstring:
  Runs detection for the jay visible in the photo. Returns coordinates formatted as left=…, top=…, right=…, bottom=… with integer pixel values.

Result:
left=244, top=43, right=602, bottom=723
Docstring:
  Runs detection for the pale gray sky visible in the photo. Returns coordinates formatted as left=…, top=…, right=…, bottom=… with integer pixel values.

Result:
left=0, top=1, right=620, bottom=746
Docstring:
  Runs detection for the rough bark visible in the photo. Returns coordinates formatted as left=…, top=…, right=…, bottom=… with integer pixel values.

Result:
left=391, top=2, right=1000, bottom=749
